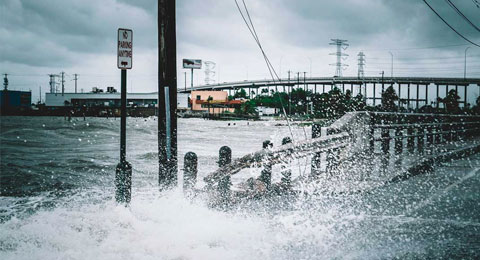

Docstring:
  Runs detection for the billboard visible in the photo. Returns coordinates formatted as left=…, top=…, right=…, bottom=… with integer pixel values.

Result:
left=183, top=59, right=202, bottom=69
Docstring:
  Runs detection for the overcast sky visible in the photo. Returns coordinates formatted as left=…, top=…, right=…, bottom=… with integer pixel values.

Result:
left=1, top=0, right=480, bottom=103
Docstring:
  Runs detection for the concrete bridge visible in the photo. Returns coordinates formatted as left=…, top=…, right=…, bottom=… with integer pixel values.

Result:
left=179, top=77, right=480, bottom=109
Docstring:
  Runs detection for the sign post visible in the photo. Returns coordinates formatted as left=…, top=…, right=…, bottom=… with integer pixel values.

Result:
left=182, top=59, right=202, bottom=91
left=115, top=28, right=132, bottom=204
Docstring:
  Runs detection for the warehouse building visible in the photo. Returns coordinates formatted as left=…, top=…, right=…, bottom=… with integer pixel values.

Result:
left=0, top=90, right=32, bottom=108
left=45, top=89, right=190, bottom=109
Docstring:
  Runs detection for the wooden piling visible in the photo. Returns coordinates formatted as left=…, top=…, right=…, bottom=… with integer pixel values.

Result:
left=183, top=152, right=198, bottom=191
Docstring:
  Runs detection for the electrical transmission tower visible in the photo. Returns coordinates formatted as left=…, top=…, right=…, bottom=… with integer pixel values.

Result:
left=357, top=52, right=366, bottom=79
left=329, top=39, right=349, bottom=77
left=48, top=74, right=58, bottom=94
left=204, top=61, right=216, bottom=85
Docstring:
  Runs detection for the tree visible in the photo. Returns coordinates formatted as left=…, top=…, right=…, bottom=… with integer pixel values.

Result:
left=233, top=89, right=248, bottom=99
left=381, top=86, right=399, bottom=111
left=438, top=89, right=460, bottom=113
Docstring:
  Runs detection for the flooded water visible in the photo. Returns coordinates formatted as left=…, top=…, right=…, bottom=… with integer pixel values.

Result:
left=1, top=116, right=479, bottom=259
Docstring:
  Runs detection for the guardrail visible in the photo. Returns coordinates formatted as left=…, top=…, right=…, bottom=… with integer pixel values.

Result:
left=181, top=112, right=480, bottom=198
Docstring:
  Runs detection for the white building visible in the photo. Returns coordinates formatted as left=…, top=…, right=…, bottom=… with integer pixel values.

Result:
left=45, top=92, right=190, bottom=109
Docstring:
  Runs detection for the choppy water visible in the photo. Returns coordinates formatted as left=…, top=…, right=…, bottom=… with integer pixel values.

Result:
left=1, top=116, right=479, bottom=259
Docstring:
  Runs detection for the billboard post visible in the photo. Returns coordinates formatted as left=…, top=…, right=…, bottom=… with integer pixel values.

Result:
left=183, top=59, right=202, bottom=91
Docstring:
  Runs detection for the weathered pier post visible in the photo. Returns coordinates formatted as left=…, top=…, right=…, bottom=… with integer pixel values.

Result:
left=281, top=137, right=292, bottom=187
left=259, top=140, right=273, bottom=187
left=183, top=152, right=198, bottom=191
left=311, top=123, right=322, bottom=176
left=407, top=127, right=415, bottom=153
left=394, top=128, right=403, bottom=165
left=381, top=128, right=390, bottom=168
left=217, top=146, right=232, bottom=196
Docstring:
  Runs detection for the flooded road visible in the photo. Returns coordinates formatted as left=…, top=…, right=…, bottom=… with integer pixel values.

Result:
left=1, top=116, right=479, bottom=259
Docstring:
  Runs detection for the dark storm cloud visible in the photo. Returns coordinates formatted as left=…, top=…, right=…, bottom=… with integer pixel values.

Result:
left=0, top=0, right=156, bottom=67
left=1, top=0, right=479, bottom=73
left=263, top=0, right=480, bottom=49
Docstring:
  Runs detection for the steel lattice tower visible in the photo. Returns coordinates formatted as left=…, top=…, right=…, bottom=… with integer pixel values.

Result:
left=204, top=61, right=216, bottom=85
left=357, top=52, right=366, bottom=79
left=329, top=39, right=349, bottom=77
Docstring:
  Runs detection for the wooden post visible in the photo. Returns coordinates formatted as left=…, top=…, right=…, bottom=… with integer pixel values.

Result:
left=259, top=140, right=272, bottom=187
left=217, top=146, right=232, bottom=197
left=311, top=123, right=322, bottom=176
left=417, top=128, right=424, bottom=155
left=282, top=137, right=292, bottom=145
left=381, top=128, right=390, bottom=158
left=407, top=127, right=415, bottom=153
left=158, top=0, right=178, bottom=189
left=394, top=128, right=403, bottom=165
left=183, top=152, right=198, bottom=191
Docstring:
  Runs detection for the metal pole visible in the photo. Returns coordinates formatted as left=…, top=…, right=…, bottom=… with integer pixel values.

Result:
left=115, top=69, right=132, bottom=203
left=120, top=70, right=127, bottom=163
left=190, top=68, right=194, bottom=91
left=389, top=51, right=393, bottom=78
left=184, top=71, right=187, bottom=91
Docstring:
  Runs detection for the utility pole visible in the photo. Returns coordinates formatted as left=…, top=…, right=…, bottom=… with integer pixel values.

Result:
left=329, top=39, right=349, bottom=77
left=465, top=47, right=470, bottom=79
left=158, top=0, right=178, bottom=190
left=73, top=74, right=78, bottom=93
left=388, top=51, right=393, bottom=78
left=184, top=71, right=187, bottom=91
left=39, top=86, right=42, bottom=103
left=60, top=71, right=65, bottom=96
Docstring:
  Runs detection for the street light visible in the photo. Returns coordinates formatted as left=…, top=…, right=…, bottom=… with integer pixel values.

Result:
left=388, top=51, right=393, bottom=78
left=279, top=56, right=283, bottom=79
left=465, top=47, right=471, bottom=79
left=307, top=57, right=312, bottom=77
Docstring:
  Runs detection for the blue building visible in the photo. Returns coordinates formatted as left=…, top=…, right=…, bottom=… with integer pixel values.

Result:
left=0, top=90, right=32, bottom=108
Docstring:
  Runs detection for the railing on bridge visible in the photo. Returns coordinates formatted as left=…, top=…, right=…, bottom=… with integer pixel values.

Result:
left=182, top=112, right=480, bottom=198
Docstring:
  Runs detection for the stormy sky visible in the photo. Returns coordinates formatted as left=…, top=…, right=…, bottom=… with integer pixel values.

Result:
left=1, top=0, right=480, bottom=103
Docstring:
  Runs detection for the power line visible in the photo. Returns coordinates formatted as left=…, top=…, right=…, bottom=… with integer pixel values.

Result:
left=446, top=0, right=480, bottom=32
left=423, top=0, right=480, bottom=47
left=234, top=0, right=295, bottom=139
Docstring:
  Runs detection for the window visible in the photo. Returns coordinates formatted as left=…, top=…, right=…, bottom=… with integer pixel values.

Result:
left=196, top=95, right=201, bottom=101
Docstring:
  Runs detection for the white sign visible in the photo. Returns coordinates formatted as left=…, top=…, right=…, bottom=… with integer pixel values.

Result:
left=183, top=59, right=202, bottom=69
left=118, top=28, right=132, bottom=69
